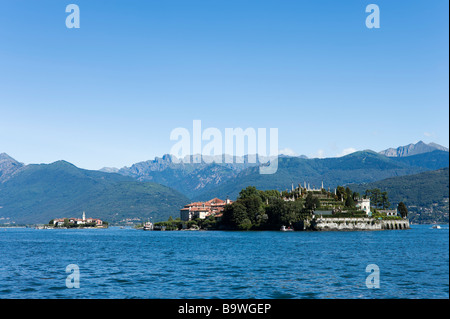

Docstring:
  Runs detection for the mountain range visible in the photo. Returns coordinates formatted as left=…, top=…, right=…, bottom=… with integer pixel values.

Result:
left=103, top=154, right=261, bottom=199
left=379, top=141, right=449, bottom=157
left=192, top=150, right=449, bottom=201
left=99, top=141, right=449, bottom=200
left=0, top=141, right=448, bottom=224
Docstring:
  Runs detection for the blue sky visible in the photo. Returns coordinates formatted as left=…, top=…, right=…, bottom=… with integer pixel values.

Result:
left=0, top=0, right=448, bottom=169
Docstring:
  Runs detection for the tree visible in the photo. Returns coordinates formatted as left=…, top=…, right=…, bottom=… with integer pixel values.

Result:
left=336, top=186, right=346, bottom=201
left=367, top=188, right=382, bottom=208
left=345, top=187, right=352, bottom=198
left=259, top=189, right=281, bottom=203
left=345, top=195, right=355, bottom=208
left=238, top=186, right=260, bottom=200
left=240, top=196, right=264, bottom=226
left=381, top=192, right=390, bottom=209
left=63, top=218, right=70, bottom=228
left=266, top=198, right=285, bottom=227
left=265, top=199, right=303, bottom=229
left=398, top=202, right=408, bottom=218
left=304, top=193, right=320, bottom=212
left=238, top=218, right=253, bottom=231
left=221, top=202, right=248, bottom=229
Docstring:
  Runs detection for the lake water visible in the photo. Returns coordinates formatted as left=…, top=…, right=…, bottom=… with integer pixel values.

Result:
left=0, top=225, right=448, bottom=299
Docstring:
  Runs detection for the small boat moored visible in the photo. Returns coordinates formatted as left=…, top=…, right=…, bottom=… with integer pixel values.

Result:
left=280, top=225, right=294, bottom=232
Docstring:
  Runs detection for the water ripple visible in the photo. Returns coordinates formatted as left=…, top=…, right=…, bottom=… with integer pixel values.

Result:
left=0, top=225, right=448, bottom=298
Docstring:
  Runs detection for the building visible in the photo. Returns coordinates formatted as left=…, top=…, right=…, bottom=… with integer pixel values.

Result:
left=53, top=212, right=103, bottom=227
left=180, top=198, right=232, bottom=221
left=356, top=198, right=371, bottom=215
left=379, top=209, right=398, bottom=217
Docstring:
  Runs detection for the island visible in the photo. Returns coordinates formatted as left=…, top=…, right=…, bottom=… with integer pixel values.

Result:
left=153, top=183, right=410, bottom=231
left=46, top=212, right=108, bottom=229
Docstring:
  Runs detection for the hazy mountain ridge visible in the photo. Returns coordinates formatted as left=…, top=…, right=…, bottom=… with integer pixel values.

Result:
left=391, top=150, right=449, bottom=170
left=379, top=141, right=448, bottom=157
left=193, top=150, right=449, bottom=201
left=99, top=144, right=449, bottom=201
left=110, top=154, right=264, bottom=198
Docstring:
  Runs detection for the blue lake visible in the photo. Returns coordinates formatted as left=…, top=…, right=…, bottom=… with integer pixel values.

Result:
left=0, top=225, right=448, bottom=299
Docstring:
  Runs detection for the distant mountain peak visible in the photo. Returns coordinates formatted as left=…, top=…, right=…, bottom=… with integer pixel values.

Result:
left=428, top=142, right=449, bottom=151
left=50, top=160, right=78, bottom=168
left=0, top=153, right=18, bottom=162
left=379, top=141, right=449, bottom=157
left=0, top=152, right=24, bottom=183
left=99, top=167, right=119, bottom=173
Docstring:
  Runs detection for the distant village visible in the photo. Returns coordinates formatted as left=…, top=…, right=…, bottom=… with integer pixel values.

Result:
left=45, top=212, right=106, bottom=229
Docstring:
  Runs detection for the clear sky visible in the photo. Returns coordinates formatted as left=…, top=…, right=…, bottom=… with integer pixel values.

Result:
left=0, top=0, right=448, bottom=169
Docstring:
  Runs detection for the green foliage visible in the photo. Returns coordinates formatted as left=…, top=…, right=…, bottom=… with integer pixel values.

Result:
left=266, top=199, right=306, bottom=228
left=336, top=186, right=346, bottom=201
left=259, top=189, right=282, bottom=202
left=398, top=202, right=408, bottom=218
left=155, top=219, right=183, bottom=230
left=238, top=186, right=260, bottom=200
left=229, top=202, right=248, bottom=227
left=221, top=186, right=312, bottom=230
left=345, top=195, right=355, bottom=208
left=304, top=193, right=320, bottom=212
left=350, top=167, right=449, bottom=223
left=238, top=218, right=253, bottom=231
left=240, top=196, right=265, bottom=226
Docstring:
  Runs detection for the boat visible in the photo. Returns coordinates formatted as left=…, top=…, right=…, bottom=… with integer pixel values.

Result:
left=143, top=221, right=153, bottom=231
left=280, top=225, right=294, bottom=232
left=432, top=225, right=441, bottom=229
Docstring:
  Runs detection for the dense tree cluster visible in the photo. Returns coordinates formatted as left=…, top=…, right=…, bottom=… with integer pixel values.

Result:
left=220, top=186, right=313, bottom=230
left=364, top=188, right=390, bottom=209
left=157, top=184, right=402, bottom=230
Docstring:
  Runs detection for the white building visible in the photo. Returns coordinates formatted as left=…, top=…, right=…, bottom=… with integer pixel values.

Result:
left=379, top=209, right=398, bottom=217
left=356, top=198, right=371, bottom=215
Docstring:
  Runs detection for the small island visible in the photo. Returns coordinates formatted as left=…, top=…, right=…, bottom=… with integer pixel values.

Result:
left=46, top=212, right=108, bottom=229
left=153, top=183, right=410, bottom=231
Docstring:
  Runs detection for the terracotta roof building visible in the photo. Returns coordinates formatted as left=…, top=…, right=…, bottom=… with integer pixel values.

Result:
left=180, top=198, right=232, bottom=221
